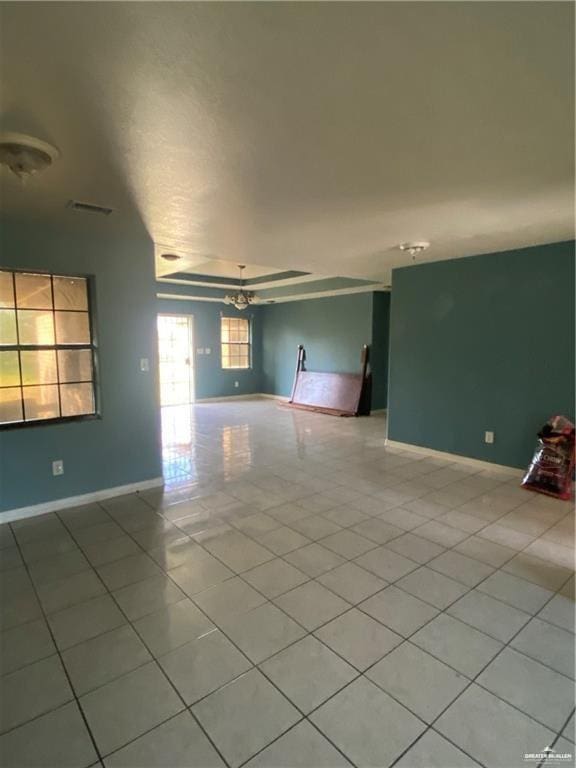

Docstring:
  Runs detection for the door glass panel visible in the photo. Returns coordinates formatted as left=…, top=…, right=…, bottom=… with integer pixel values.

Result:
left=60, top=382, right=94, bottom=416
left=0, top=351, right=20, bottom=387
left=55, top=311, right=90, bottom=344
left=17, top=310, right=55, bottom=345
left=15, top=273, right=53, bottom=309
left=157, top=315, right=194, bottom=406
left=58, top=349, right=93, bottom=382
left=0, top=388, right=23, bottom=424
left=20, top=350, right=58, bottom=385
left=53, top=276, right=88, bottom=311
left=0, top=310, right=17, bottom=345
left=23, top=384, right=60, bottom=421
left=0, top=272, right=15, bottom=308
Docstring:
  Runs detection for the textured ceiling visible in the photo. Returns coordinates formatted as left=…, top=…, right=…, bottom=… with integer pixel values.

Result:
left=1, top=2, right=574, bottom=282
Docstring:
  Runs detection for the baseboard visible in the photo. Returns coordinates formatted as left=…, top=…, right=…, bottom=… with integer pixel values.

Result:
left=196, top=394, right=265, bottom=403
left=257, top=393, right=290, bottom=402
left=196, top=393, right=290, bottom=403
left=371, top=408, right=388, bottom=415
left=0, top=477, right=165, bottom=524
left=385, top=439, right=523, bottom=477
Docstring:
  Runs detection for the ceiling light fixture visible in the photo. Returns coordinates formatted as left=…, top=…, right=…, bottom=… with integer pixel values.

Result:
left=160, top=253, right=182, bottom=262
left=399, top=241, right=430, bottom=259
left=0, top=132, right=59, bottom=181
left=223, top=265, right=255, bottom=311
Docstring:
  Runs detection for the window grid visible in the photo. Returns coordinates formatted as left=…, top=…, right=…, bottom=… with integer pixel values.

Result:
left=0, top=270, right=97, bottom=428
left=221, top=317, right=251, bottom=370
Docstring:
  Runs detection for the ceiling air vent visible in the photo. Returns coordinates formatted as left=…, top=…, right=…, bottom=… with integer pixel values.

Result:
left=67, top=200, right=114, bottom=216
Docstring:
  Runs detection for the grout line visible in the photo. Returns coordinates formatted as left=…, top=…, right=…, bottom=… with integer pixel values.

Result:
left=2, top=431, right=573, bottom=768
left=4, top=531, right=105, bottom=765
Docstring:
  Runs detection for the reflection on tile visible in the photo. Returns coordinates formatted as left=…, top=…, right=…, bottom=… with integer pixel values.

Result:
left=133, top=599, right=215, bottom=657
left=3, top=401, right=574, bottom=765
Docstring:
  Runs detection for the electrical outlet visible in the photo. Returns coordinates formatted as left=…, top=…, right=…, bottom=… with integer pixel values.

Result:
left=484, top=431, right=495, bottom=444
left=234, top=381, right=239, bottom=388
left=140, top=358, right=149, bottom=372
left=52, top=460, right=64, bottom=476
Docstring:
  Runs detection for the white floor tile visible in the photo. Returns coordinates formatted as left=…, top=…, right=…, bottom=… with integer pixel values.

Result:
left=192, top=668, right=300, bottom=768
left=261, top=635, right=357, bottom=713
left=80, top=662, right=183, bottom=756
left=159, top=629, right=251, bottom=705
left=367, top=641, right=468, bottom=722
left=311, top=677, right=425, bottom=767
left=315, top=608, right=402, bottom=670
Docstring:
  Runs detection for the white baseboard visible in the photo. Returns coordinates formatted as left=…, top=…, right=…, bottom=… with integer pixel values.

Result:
left=0, top=477, right=165, bottom=524
left=385, top=439, right=523, bottom=477
left=196, top=393, right=290, bottom=403
left=257, top=393, right=290, bottom=402
left=196, top=394, right=265, bottom=403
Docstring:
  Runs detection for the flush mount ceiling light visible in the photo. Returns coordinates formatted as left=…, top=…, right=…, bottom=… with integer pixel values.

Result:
left=0, top=132, right=59, bottom=181
left=399, top=241, right=430, bottom=258
left=223, top=265, right=255, bottom=311
left=160, top=253, right=183, bottom=262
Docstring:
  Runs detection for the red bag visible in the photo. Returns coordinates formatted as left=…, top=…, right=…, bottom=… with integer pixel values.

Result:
left=521, top=415, right=575, bottom=501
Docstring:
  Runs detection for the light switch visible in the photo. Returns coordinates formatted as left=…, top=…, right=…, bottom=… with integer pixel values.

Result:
left=140, top=358, right=150, bottom=372
left=197, top=348, right=205, bottom=355
left=205, top=347, right=212, bottom=355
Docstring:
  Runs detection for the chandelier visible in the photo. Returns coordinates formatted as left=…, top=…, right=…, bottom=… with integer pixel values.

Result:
left=223, top=265, right=255, bottom=311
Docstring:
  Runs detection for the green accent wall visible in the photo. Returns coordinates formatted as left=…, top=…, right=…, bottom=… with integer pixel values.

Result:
left=156, top=299, right=263, bottom=399
left=371, top=292, right=391, bottom=410
left=0, top=221, right=162, bottom=512
left=388, top=241, right=575, bottom=469
left=261, top=293, right=374, bottom=398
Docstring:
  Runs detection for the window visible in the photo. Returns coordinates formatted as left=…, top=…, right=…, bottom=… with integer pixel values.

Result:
left=0, top=270, right=97, bottom=427
left=221, top=316, right=251, bottom=369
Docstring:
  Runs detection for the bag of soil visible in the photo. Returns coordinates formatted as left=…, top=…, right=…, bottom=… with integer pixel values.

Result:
left=521, top=415, right=575, bottom=501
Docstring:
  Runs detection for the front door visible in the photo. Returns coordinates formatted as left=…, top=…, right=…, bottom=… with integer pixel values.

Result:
left=157, top=314, right=195, bottom=406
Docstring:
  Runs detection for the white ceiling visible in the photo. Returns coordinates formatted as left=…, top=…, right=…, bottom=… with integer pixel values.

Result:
left=1, top=2, right=574, bottom=282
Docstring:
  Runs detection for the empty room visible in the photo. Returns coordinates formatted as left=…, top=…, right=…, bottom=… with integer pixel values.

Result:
left=0, top=3, right=574, bottom=768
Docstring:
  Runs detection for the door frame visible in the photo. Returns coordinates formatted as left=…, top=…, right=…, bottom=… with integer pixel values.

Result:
left=157, top=312, right=196, bottom=406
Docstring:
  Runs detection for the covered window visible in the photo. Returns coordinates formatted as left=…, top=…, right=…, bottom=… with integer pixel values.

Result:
left=221, top=316, right=251, bottom=369
left=0, top=270, right=97, bottom=427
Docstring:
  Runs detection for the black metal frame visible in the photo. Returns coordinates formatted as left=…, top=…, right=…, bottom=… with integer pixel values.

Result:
left=0, top=268, right=100, bottom=430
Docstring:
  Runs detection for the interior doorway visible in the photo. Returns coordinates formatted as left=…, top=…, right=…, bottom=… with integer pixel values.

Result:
left=157, top=314, right=195, bottom=406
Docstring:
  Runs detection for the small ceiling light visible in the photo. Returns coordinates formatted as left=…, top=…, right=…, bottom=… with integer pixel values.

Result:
left=399, top=241, right=430, bottom=259
left=0, top=132, right=59, bottom=181
left=223, top=265, right=255, bottom=311
left=160, top=253, right=182, bottom=262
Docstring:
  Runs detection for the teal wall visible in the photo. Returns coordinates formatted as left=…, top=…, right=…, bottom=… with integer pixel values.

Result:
left=156, top=298, right=263, bottom=399
left=0, top=221, right=162, bottom=512
left=388, top=241, right=575, bottom=468
left=261, top=293, right=374, bottom=398
left=371, top=292, right=391, bottom=410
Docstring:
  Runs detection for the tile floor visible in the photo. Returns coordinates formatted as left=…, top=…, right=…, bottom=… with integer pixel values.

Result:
left=0, top=400, right=574, bottom=768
